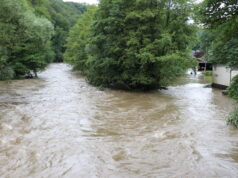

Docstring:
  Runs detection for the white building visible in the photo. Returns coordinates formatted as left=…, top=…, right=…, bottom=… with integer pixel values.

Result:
left=212, top=64, right=238, bottom=89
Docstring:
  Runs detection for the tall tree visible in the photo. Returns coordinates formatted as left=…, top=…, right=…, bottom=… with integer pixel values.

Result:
left=87, top=0, right=196, bottom=90
left=64, top=6, right=97, bottom=73
left=0, top=0, right=54, bottom=79
left=27, top=0, right=88, bottom=62
left=199, top=0, right=238, bottom=67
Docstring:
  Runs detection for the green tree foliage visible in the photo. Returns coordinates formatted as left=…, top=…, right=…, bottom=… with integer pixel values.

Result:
left=48, top=0, right=88, bottom=62
left=200, top=0, right=238, bottom=26
left=0, top=0, right=87, bottom=80
left=228, top=76, right=238, bottom=128
left=227, top=107, right=238, bottom=128
left=229, top=75, right=238, bottom=101
left=227, top=73, right=238, bottom=129
left=64, top=6, right=97, bottom=73
left=0, top=0, right=54, bottom=79
left=85, top=0, right=196, bottom=90
left=196, top=29, right=217, bottom=59
left=27, top=0, right=88, bottom=62
left=27, top=0, right=51, bottom=18
left=199, top=0, right=238, bottom=67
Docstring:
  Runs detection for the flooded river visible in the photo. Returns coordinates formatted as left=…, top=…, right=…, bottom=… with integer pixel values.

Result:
left=0, top=63, right=238, bottom=178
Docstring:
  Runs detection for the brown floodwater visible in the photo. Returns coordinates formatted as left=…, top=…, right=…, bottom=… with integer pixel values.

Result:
left=0, top=63, right=238, bottom=178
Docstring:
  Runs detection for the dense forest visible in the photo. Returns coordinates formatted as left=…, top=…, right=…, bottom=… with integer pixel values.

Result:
left=0, top=0, right=87, bottom=80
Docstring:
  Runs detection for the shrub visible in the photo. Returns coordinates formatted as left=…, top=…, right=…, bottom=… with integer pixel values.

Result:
left=227, top=75, right=238, bottom=127
left=227, top=107, right=238, bottom=128
left=0, top=66, right=15, bottom=80
left=228, top=75, right=238, bottom=101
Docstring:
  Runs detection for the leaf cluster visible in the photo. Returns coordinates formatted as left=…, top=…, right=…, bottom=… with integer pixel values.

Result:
left=198, top=0, right=238, bottom=66
left=0, top=0, right=54, bottom=79
left=0, top=0, right=88, bottom=79
left=65, top=0, right=197, bottom=90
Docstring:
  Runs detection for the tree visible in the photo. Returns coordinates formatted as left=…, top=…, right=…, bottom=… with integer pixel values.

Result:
left=86, top=0, right=196, bottom=90
left=64, top=6, right=97, bottom=73
left=199, top=0, right=238, bottom=27
left=27, top=0, right=88, bottom=62
left=199, top=0, right=238, bottom=67
left=46, top=0, right=88, bottom=62
left=0, top=0, right=54, bottom=78
left=16, top=12, right=54, bottom=76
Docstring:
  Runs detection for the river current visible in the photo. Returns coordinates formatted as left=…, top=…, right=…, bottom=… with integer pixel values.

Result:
left=0, top=63, right=237, bottom=178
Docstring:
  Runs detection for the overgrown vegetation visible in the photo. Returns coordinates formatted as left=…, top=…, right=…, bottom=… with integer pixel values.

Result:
left=227, top=107, right=238, bottom=128
left=198, top=0, right=238, bottom=67
left=229, top=75, right=238, bottom=101
left=0, top=0, right=54, bottom=79
left=27, top=0, right=88, bottom=62
left=65, top=0, right=197, bottom=90
left=227, top=76, right=238, bottom=127
left=0, top=0, right=87, bottom=80
left=64, top=6, right=97, bottom=73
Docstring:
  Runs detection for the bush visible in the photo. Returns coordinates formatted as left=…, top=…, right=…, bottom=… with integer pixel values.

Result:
left=227, top=107, right=238, bottom=128
left=0, top=66, right=15, bottom=80
left=227, top=75, right=238, bottom=127
left=228, top=75, right=238, bottom=101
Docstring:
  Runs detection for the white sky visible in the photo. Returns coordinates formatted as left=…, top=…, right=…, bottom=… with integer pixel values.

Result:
left=63, top=0, right=98, bottom=4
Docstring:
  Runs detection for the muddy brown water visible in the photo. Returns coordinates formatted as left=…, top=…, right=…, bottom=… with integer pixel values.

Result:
left=0, top=63, right=238, bottom=178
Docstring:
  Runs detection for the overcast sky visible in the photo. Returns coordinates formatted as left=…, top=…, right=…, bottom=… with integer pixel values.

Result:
left=63, top=0, right=98, bottom=4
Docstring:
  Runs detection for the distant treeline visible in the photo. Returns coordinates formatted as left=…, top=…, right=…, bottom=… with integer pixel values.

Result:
left=0, top=0, right=87, bottom=80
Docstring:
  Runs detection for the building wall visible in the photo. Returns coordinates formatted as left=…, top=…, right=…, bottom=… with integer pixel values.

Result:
left=213, top=64, right=238, bottom=87
left=231, top=69, right=238, bottom=79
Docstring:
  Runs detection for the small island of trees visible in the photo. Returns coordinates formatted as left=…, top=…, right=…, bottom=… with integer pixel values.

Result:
left=0, top=0, right=238, bottom=127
